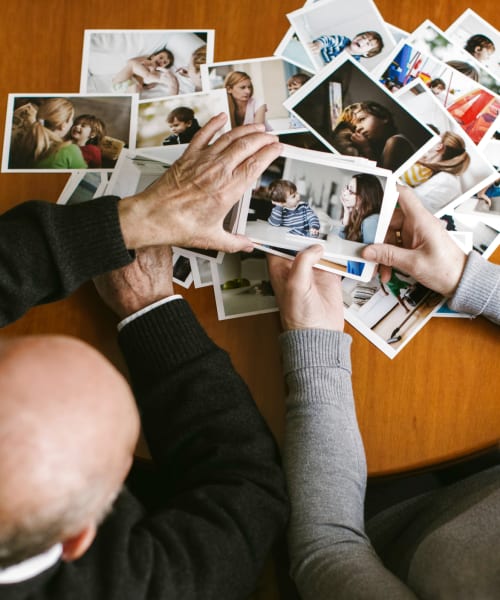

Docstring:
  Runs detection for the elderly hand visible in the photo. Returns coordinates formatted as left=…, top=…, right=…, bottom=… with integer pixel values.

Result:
left=268, top=245, right=344, bottom=332
left=118, top=113, right=281, bottom=253
left=93, top=246, right=174, bottom=319
left=361, top=185, right=467, bottom=296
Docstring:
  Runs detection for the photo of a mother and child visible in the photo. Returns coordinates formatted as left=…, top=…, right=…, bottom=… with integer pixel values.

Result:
left=4, top=95, right=135, bottom=171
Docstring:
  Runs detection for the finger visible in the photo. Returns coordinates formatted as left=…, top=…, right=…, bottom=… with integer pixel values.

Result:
left=396, top=184, right=431, bottom=220
left=289, top=245, right=324, bottom=285
left=210, top=122, right=275, bottom=154
left=361, top=242, right=414, bottom=274
left=203, top=231, right=255, bottom=254
left=232, top=141, right=282, bottom=183
left=184, top=113, right=228, bottom=152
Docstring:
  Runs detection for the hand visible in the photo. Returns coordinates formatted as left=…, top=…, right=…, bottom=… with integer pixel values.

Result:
left=267, top=245, right=344, bottom=331
left=361, top=185, right=467, bottom=296
left=118, top=114, right=282, bottom=253
left=93, top=246, right=174, bottom=319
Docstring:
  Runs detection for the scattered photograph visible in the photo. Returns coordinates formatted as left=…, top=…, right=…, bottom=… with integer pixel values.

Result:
left=284, top=54, right=437, bottom=172
left=2, top=94, right=137, bottom=172
left=287, top=0, right=396, bottom=73
left=343, top=271, right=445, bottom=359
left=238, top=144, right=397, bottom=281
left=406, top=20, right=500, bottom=96
left=191, top=257, right=214, bottom=288
left=394, top=80, right=497, bottom=215
left=136, top=89, right=230, bottom=148
left=211, top=249, right=278, bottom=320
left=201, top=56, right=312, bottom=133
left=172, top=253, right=193, bottom=288
left=445, top=9, right=500, bottom=80
left=57, top=171, right=111, bottom=205
left=80, top=29, right=214, bottom=99
left=376, top=39, right=500, bottom=146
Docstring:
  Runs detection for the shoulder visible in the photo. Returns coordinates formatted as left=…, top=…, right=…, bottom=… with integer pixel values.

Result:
left=361, top=214, right=379, bottom=243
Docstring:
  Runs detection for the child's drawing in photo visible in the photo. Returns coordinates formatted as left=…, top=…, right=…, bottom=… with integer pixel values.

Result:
left=3, top=94, right=135, bottom=172
left=287, top=0, right=395, bottom=72
left=81, top=30, right=213, bottom=99
left=202, top=57, right=312, bottom=133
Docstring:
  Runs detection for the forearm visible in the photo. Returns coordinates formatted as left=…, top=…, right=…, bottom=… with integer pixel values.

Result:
left=118, top=299, right=288, bottom=598
left=0, top=197, right=133, bottom=326
left=449, top=251, right=500, bottom=324
left=281, top=329, right=416, bottom=599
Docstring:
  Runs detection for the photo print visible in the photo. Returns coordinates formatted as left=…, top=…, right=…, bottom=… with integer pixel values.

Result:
left=394, top=80, right=497, bottom=216
left=406, top=20, right=500, bottom=96
left=238, top=144, right=397, bottom=281
left=172, top=253, right=193, bottom=289
left=454, top=137, right=500, bottom=226
left=201, top=56, right=313, bottom=133
left=136, top=89, right=230, bottom=148
left=376, top=39, right=500, bottom=146
left=284, top=54, right=437, bottom=172
left=80, top=30, right=214, bottom=100
left=211, top=250, right=278, bottom=320
left=191, top=257, right=213, bottom=288
left=57, top=171, right=111, bottom=205
left=287, top=0, right=396, bottom=73
left=2, top=94, right=137, bottom=172
left=445, top=9, right=500, bottom=80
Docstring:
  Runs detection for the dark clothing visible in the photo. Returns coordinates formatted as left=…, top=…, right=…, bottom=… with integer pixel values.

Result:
left=162, top=119, right=201, bottom=145
left=0, top=198, right=288, bottom=599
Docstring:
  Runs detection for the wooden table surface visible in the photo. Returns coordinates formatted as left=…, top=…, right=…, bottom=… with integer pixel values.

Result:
left=0, top=0, right=498, bottom=477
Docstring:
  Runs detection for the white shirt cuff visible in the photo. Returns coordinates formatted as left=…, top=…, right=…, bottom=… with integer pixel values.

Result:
left=117, top=294, right=183, bottom=331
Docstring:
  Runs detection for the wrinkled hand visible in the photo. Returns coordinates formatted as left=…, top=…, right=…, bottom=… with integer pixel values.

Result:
left=93, top=246, right=174, bottom=319
left=361, top=185, right=467, bottom=296
left=268, top=245, right=344, bottom=331
left=119, top=114, right=282, bottom=253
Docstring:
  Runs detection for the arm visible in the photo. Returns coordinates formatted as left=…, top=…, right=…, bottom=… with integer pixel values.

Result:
left=93, top=247, right=288, bottom=599
left=380, top=136, right=415, bottom=171
left=268, top=204, right=283, bottom=226
left=361, top=186, right=500, bottom=324
left=253, top=104, right=267, bottom=126
left=268, top=246, right=417, bottom=599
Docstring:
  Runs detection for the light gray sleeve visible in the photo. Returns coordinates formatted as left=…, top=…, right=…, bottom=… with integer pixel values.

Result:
left=280, top=329, right=417, bottom=599
left=448, top=251, right=500, bottom=324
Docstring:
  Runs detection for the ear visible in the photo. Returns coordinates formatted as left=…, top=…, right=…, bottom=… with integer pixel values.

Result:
left=61, top=523, right=97, bottom=562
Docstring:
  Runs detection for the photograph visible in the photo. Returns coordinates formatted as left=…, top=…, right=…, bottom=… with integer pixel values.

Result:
left=211, top=250, right=278, bottom=320
left=343, top=271, right=445, bottom=359
left=201, top=56, right=313, bottom=133
left=284, top=54, right=437, bottom=172
left=57, top=171, right=111, bottom=205
left=80, top=29, right=214, bottom=99
left=287, top=0, right=396, bottom=73
left=406, top=20, right=500, bottom=96
left=394, top=80, right=497, bottom=216
left=172, top=253, right=193, bottom=288
left=238, top=144, right=397, bottom=281
left=136, top=89, right=230, bottom=148
left=445, top=9, right=500, bottom=80
left=2, top=94, right=137, bottom=172
left=191, top=257, right=213, bottom=288
left=376, top=39, right=500, bottom=146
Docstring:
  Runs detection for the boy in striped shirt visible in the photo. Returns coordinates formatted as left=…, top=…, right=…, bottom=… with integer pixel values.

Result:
left=267, top=180, right=320, bottom=238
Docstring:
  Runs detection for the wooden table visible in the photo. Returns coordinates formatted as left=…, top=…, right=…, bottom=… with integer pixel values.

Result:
left=0, top=0, right=499, bottom=479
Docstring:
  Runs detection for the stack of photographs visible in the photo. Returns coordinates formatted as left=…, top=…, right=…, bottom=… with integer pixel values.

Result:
left=2, top=1, right=499, bottom=358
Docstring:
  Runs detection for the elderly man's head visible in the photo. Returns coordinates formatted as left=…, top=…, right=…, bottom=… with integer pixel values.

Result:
left=0, top=335, right=140, bottom=567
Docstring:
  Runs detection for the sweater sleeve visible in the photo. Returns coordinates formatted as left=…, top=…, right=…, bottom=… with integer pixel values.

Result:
left=116, top=299, right=288, bottom=599
left=281, top=328, right=417, bottom=599
left=448, top=250, right=500, bottom=324
left=0, top=197, right=133, bottom=326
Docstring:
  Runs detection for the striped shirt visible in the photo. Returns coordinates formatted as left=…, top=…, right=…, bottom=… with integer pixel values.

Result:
left=313, top=35, right=361, bottom=64
left=268, top=203, right=320, bottom=237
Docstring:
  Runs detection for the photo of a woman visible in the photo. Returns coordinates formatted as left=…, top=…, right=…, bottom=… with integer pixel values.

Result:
left=224, top=71, right=269, bottom=129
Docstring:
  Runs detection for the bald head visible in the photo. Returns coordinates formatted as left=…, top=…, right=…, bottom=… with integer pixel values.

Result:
left=0, top=335, right=140, bottom=566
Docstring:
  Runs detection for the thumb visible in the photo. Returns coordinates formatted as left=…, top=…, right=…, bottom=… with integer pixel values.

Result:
left=361, top=243, right=414, bottom=273
left=289, top=244, right=324, bottom=282
left=212, top=231, right=255, bottom=254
